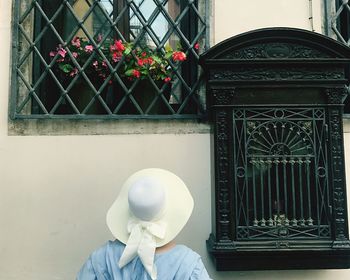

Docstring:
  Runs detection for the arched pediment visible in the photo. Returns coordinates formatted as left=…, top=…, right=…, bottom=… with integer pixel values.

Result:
left=201, top=28, right=350, bottom=61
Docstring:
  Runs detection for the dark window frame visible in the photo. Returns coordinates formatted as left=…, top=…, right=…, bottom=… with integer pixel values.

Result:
left=10, top=0, right=208, bottom=119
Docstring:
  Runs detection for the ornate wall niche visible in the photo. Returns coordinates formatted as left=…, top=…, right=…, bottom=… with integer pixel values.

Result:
left=200, top=28, right=350, bottom=271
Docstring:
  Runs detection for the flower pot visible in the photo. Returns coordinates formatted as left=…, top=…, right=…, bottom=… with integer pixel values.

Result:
left=113, top=79, right=171, bottom=115
left=68, top=81, right=108, bottom=114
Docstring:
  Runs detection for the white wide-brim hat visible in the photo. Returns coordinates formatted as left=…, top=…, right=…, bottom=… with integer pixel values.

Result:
left=106, top=168, right=194, bottom=247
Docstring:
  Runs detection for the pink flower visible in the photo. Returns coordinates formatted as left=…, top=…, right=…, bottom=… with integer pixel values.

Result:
left=141, top=52, right=147, bottom=57
left=71, top=37, right=81, bottom=48
left=132, top=69, right=141, bottom=78
left=69, top=68, right=78, bottom=77
left=93, top=60, right=99, bottom=69
left=172, top=51, right=186, bottom=62
left=194, top=43, right=200, bottom=50
left=102, top=60, right=108, bottom=68
left=72, top=52, right=78, bottom=58
left=57, top=47, right=67, bottom=58
left=85, top=45, right=94, bottom=53
left=49, top=51, right=56, bottom=57
left=164, top=77, right=171, bottom=83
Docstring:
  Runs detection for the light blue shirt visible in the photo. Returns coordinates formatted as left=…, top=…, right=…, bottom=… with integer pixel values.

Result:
left=76, top=240, right=211, bottom=280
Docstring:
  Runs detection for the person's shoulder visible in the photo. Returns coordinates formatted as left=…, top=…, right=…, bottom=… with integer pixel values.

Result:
left=90, top=239, right=125, bottom=260
left=174, top=244, right=201, bottom=258
left=157, top=244, right=201, bottom=265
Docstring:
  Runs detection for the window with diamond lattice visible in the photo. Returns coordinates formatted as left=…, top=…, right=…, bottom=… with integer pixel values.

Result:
left=12, top=0, right=206, bottom=117
left=327, top=0, right=350, bottom=113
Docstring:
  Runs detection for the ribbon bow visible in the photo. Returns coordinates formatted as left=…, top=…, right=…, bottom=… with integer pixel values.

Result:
left=118, top=218, right=167, bottom=280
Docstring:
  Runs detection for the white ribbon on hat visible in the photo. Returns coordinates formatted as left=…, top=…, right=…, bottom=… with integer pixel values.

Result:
left=118, top=217, right=167, bottom=280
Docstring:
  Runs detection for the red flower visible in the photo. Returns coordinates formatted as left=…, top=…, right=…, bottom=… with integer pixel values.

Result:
left=194, top=43, right=200, bottom=50
left=164, top=77, right=171, bottom=83
left=114, top=40, right=125, bottom=52
left=132, top=69, right=141, bottom=78
left=112, top=52, right=122, bottom=62
left=147, top=57, right=154, bottom=64
left=137, top=59, right=144, bottom=66
left=172, top=51, right=186, bottom=62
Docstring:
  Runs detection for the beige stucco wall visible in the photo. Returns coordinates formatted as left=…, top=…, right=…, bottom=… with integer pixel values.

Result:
left=1, top=0, right=350, bottom=279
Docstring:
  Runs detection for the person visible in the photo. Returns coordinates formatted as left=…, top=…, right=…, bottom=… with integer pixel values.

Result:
left=76, top=168, right=211, bottom=280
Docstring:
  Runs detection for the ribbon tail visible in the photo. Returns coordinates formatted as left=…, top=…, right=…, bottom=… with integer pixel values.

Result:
left=118, top=226, right=142, bottom=268
left=138, top=233, right=157, bottom=280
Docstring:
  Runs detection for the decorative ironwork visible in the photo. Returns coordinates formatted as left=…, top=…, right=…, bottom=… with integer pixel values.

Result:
left=216, top=110, right=232, bottom=241
left=328, top=105, right=348, bottom=242
left=234, top=108, right=330, bottom=240
left=223, top=43, right=332, bottom=59
left=201, top=28, right=350, bottom=270
left=11, top=0, right=207, bottom=118
left=211, top=87, right=235, bottom=105
left=210, top=67, right=344, bottom=81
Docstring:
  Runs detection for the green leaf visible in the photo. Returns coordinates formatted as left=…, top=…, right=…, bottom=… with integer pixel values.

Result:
left=152, top=55, right=162, bottom=64
left=125, top=69, right=134, bottom=76
left=124, top=46, right=132, bottom=55
left=165, top=52, right=172, bottom=59
left=59, top=63, right=74, bottom=73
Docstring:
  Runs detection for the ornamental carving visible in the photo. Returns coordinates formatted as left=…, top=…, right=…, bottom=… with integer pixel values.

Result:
left=216, top=110, right=231, bottom=241
left=210, top=67, right=343, bottom=81
left=329, top=108, right=347, bottom=241
left=211, top=88, right=235, bottom=105
left=222, top=43, right=332, bottom=59
left=326, top=87, right=348, bottom=104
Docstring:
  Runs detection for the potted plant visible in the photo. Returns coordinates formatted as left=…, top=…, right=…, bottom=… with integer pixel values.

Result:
left=50, top=36, right=187, bottom=114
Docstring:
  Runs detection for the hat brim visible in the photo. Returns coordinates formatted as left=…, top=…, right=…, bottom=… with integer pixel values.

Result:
left=106, top=168, right=194, bottom=247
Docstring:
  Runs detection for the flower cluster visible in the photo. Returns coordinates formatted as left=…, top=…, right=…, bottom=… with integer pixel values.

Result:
left=50, top=36, right=188, bottom=84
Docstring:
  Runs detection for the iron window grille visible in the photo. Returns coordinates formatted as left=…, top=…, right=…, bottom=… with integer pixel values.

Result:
left=234, top=107, right=330, bottom=241
left=11, top=0, right=207, bottom=118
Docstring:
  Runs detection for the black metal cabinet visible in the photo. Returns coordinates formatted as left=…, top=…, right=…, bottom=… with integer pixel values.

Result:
left=200, top=28, right=350, bottom=270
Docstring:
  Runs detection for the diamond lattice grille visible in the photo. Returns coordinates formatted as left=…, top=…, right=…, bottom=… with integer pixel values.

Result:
left=12, top=0, right=207, bottom=117
left=330, top=0, right=350, bottom=44
left=326, top=0, right=350, bottom=112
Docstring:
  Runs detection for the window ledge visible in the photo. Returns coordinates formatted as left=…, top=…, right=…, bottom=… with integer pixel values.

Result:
left=8, top=118, right=211, bottom=136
